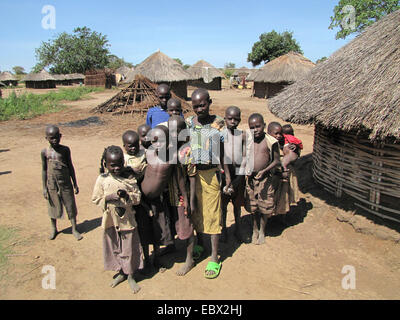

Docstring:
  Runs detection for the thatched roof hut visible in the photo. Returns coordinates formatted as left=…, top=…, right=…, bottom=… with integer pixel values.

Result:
left=187, top=60, right=225, bottom=90
left=249, top=52, right=315, bottom=98
left=0, top=72, right=18, bottom=87
left=269, top=10, right=400, bottom=223
left=22, top=70, right=56, bottom=89
left=128, top=51, right=193, bottom=99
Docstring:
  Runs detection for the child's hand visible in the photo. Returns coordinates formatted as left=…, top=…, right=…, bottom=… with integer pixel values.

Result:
left=106, top=193, right=120, bottom=202
left=117, top=189, right=128, bottom=200
left=74, top=185, right=79, bottom=195
left=43, top=189, right=49, bottom=200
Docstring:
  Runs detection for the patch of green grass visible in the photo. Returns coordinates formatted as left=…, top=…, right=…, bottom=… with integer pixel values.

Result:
left=0, top=86, right=104, bottom=121
left=0, top=226, right=18, bottom=277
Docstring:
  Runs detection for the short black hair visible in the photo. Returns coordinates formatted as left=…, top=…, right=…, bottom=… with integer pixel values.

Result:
left=248, top=113, right=264, bottom=123
left=267, top=121, right=282, bottom=133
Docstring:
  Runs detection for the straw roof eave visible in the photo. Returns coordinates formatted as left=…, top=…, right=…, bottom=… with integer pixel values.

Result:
left=268, top=10, right=400, bottom=142
left=0, top=72, right=18, bottom=81
left=22, top=70, right=56, bottom=82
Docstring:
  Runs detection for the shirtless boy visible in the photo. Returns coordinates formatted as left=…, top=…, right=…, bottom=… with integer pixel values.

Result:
left=220, top=106, right=246, bottom=243
left=244, top=114, right=280, bottom=245
left=41, top=125, right=82, bottom=241
left=137, top=124, right=151, bottom=150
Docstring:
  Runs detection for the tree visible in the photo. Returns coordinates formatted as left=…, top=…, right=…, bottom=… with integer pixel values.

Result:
left=224, top=62, right=235, bottom=69
left=106, top=55, right=133, bottom=70
left=247, top=30, right=303, bottom=66
left=12, top=66, right=26, bottom=75
left=34, top=26, right=111, bottom=74
left=316, top=57, right=328, bottom=64
left=329, top=0, right=400, bottom=39
left=174, top=58, right=183, bottom=65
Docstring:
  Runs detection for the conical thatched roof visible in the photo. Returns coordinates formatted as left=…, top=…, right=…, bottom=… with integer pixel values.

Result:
left=0, top=71, right=17, bottom=81
left=116, top=66, right=132, bottom=77
left=247, top=52, right=315, bottom=82
left=233, top=67, right=252, bottom=77
left=186, top=60, right=225, bottom=81
left=23, top=70, right=56, bottom=82
left=269, top=10, right=400, bottom=142
left=130, top=51, right=193, bottom=83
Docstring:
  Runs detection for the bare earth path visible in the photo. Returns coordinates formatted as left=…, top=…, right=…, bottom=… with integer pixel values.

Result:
left=0, top=87, right=399, bottom=300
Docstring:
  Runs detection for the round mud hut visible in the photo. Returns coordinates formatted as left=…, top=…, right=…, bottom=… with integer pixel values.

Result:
left=0, top=72, right=18, bottom=87
left=269, top=10, right=400, bottom=223
left=128, top=51, right=193, bottom=99
left=248, top=52, right=315, bottom=99
left=23, top=70, right=56, bottom=89
left=187, top=60, right=225, bottom=90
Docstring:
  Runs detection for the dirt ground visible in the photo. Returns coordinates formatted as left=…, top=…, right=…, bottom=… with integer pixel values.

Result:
left=0, top=86, right=399, bottom=300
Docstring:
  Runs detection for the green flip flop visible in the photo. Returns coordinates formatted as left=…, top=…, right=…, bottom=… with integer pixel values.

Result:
left=193, top=245, right=204, bottom=261
left=204, top=261, right=222, bottom=279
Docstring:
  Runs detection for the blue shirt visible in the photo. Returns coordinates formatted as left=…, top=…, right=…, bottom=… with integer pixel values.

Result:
left=146, top=106, right=170, bottom=129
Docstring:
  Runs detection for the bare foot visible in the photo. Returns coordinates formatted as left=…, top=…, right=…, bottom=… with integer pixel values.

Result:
left=110, top=273, right=127, bottom=288
left=49, top=229, right=58, bottom=240
left=128, top=275, right=141, bottom=294
left=73, top=230, right=83, bottom=241
left=176, top=260, right=195, bottom=276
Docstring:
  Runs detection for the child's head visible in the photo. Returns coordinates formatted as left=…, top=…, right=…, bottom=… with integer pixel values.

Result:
left=191, top=88, right=212, bottom=120
left=167, top=98, right=182, bottom=116
left=267, top=122, right=284, bottom=144
left=45, top=125, right=62, bottom=148
left=224, top=106, right=241, bottom=130
left=156, top=84, right=171, bottom=110
left=100, top=145, right=124, bottom=175
left=248, top=113, right=265, bottom=139
left=282, top=124, right=294, bottom=136
left=122, top=130, right=140, bottom=156
left=149, top=125, right=170, bottom=153
left=137, top=124, right=151, bottom=149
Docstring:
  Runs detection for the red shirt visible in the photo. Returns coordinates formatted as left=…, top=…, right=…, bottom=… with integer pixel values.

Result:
left=284, top=134, right=303, bottom=150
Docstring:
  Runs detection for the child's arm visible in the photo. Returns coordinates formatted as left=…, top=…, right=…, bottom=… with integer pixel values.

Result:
left=65, top=147, right=79, bottom=195
left=41, top=149, right=48, bottom=199
left=254, top=143, right=281, bottom=180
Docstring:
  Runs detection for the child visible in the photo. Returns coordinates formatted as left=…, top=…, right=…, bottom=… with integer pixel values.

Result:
left=186, top=88, right=225, bottom=279
left=41, top=125, right=82, bottom=241
left=220, top=106, right=246, bottom=243
left=146, top=84, right=171, bottom=128
left=92, top=145, right=143, bottom=293
left=167, top=115, right=196, bottom=276
left=122, top=130, right=153, bottom=273
left=158, top=98, right=183, bottom=127
left=140, top=125, right=176, bottom=270
left=244, top=114, right=280, bottom=245
left=137, top=124, right=151, bottom=150
left=269, top=123, right=301, bottom=219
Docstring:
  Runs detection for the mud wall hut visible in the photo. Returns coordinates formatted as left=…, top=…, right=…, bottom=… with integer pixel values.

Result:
left=126, top=51, right=193, bottom=99
left=187, top=60, right=224, bottom=90
left=248, top=52, right=315, bottom=98
left=85, top=69, right=116, bottom=88
left=23, top=70, right=56, bottom=89
left=268, top=10, right=400, bottom=223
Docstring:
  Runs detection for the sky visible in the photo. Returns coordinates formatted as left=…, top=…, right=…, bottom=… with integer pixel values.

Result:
left=0, top=0, right=355, bottom=73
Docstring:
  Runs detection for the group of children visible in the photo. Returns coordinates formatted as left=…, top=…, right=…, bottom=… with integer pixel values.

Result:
left=41, top=85, right=303, bottom=294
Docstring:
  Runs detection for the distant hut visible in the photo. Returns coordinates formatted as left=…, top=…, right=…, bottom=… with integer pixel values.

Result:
left=0, top=72, right=18, bottom=87
left=116, top=66, right=132, bottom=83
left=23, top=70, right=56, bottom=89
left=269, top=10, right=400, bottom=223
left=53, top=74, right=69, bottom=86
left=248, top=52, right=315, bottom=98
left=85, top=69, right=116, bottom=88
left=67, top=73, right=85, bottom=85
left=187, top=60, right=225, bottom=90
left=129, top=51, right=193, bottom=99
